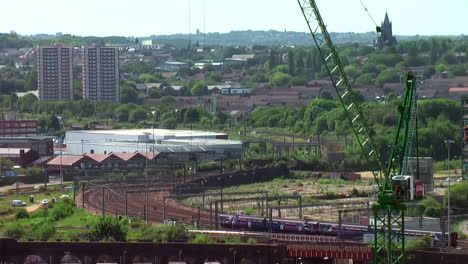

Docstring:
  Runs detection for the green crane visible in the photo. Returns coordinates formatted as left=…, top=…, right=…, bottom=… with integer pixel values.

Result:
left=296, top=1, right=418, bottom=263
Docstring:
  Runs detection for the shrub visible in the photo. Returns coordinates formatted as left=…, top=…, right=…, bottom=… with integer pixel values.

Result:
left=406, top=236, right=431, bottom=251
left=324, top=190, right=336, bottom=199
left=225, top=236, right=242, bottom=244
left=30, top=221, right=56, bottom=241
left=165, top=225, right=187, bottom=242
left=15, top=208, right=29, bottom=219
left=0, top=204, right=13, bottom=215
left=191, top=234, right=215, bottom=244
left=65, top=230, right=88, bottom=242
left=318, top=178, right=331, bottom=184
left=87, top=216, right=127, bottom=241
left=246, top=237, right=257, bottom=245
left=243, top=207, right=256, bottom=215
left=50, top=199, right=75, bottom=221
left=138, top=225, right=164, bottom=242
left=2, top=222, right=25, bottom=239
left=420, top=197, right=443, bottom=217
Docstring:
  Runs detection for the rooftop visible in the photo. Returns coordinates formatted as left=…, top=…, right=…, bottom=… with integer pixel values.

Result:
left=0, top=148, right=31, bottom=155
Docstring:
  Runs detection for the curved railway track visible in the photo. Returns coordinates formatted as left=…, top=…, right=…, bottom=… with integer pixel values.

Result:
left=79, top=170, right=222, bottom=226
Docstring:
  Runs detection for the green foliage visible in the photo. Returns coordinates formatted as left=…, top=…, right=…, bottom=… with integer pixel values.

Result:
left=165, top=225, right=187, bottom=242
left=129, top=109, right=148, bottom=122
left=191, top=234, right=215, bottom=244
left=406, top=236, right=431, bottom=251
left=138, top=225, right=164, bottom=242
left=120, top=86, right=138, bottom=104
left=420, top=197, right=443, bottom=217
left=375, top=70, right=400, bottom=88
left=246, top=237, right=257, bottom=245
left=50, top=199, right=75, bottom=221
left=30, top=221, right=56, bottom=241
left=446, top=182, right=468, bottom=210
left=0, top=157, right=14, bottom=171
left=355, top=73, right=374, bottom=87
left=434, top=158, right=461, bottom=171
left=87, top=215, right=127, bottom=241
left=191, top=82, right=208, bottom=96
left=2, top=222, right=25, bottom=239
left=243, top=207, right=256, bottom=215
left=148, top=87, right=163, bottom=98
left=15, top=208, right=29, bottom=219
left=271, top=72, right=292, bottom=87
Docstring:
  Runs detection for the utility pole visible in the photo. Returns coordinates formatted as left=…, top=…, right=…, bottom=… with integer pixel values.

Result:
left=444, top=139, right=455, bottom=247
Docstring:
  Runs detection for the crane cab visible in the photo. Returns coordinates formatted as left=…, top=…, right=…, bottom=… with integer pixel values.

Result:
left=392, top=175, right=414, bottom=200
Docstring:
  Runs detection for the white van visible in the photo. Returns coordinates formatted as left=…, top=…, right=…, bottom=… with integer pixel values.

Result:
left=10, top=200, right=26, bottom=207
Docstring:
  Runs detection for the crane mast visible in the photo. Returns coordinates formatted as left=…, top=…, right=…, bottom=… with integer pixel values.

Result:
left=296, top=1, right=419, bottom=263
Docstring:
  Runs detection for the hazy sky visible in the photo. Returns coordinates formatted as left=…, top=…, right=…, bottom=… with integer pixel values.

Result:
left=1, top=0, right=466, bottom=37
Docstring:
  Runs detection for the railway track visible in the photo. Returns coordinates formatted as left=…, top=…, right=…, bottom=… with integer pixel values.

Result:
left=79, top=170, right=221, bottom=226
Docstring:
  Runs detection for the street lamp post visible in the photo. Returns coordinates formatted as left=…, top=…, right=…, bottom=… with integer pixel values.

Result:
left=444, top=139, right=455, bottom=247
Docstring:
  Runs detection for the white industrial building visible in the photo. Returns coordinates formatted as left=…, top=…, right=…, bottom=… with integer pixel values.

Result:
left=65, top=129, right=243, bottom=159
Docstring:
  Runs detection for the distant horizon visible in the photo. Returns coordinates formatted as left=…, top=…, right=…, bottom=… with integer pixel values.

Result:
left=4, top=30, right=465, bottom=39
left=0, top=0, right=466, bottom=37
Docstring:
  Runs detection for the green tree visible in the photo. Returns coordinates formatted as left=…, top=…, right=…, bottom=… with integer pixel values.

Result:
left=184, top=108, right=201, bottom=123
left=48, top=115, right=60, bottom=131
left=0, top=157, right=15, bottom=171
left=129, top=109, right=148, bottom=122
left=268, top=49, right=278, bottom=70
left=8, top=93, right=18, bottom=110
left=375, top=70, right=400, bottom=88
left=446, top=182, right=468, bottom=211
left=17, top=93, right=38, bottom=112
left=87, top=216, right=127, bottom=241
left=147, top=87, right=162, bottom=98
left=191, top=82, right=208, bottom=96
left=319, top=90, right=333, bottom=100
left=436, top=63, right=446, bottom=73
left=287, top=49, right=295, bottom=76
left=344, top=65, right=360, bottom=79
left=24, top=69, right=37, bottom=91
left=355, top=73, right=374, bottom=87
left=271, top=72, right=292, bottom=87
left=120, top=86, right=138, bottom=104
left=115, top=106, right=129, bottom=122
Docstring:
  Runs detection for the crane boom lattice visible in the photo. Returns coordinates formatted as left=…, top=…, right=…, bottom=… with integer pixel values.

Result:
left=296, top=0, right=386, bottom=188
left=296, top=1, right=418, bottom=263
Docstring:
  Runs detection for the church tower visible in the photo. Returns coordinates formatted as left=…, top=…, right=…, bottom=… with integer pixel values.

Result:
left=375, top=12, right=398, bottom=48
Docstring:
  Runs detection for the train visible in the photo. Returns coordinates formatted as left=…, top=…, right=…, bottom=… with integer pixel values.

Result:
left=218, top=214, right=451, bottom=241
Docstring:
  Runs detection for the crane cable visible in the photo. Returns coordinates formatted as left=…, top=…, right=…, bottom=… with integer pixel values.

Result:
left=359, top=0, right=379, bottom=29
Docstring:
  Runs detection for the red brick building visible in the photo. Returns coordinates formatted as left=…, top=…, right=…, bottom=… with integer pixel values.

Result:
left=0, top=120, right=37, bottom=137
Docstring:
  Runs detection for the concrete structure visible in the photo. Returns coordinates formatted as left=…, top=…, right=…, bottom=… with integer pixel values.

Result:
left=82, top=45, right=120, bottom=103
left=37, top=45, right=73, bottom=100
left=64, top=129, right=242, bottom=160
left=0, top=120, right=37, bottom=137
left=408, top=157, right=435, bottom=192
